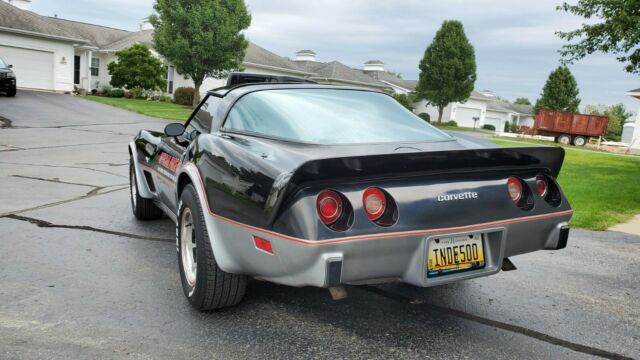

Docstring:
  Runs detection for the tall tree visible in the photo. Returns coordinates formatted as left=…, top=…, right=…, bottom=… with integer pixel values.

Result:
left=513, top=97, right=532, bottom=105
left=557, top=0, right=640, bottom=74
left=535, top=66, right=580, bottom=112
left=107, top=44, right=166, bottom=91
left=416, top=20, right=477, bottom=123
left=150, top=0, right=251, bottom=106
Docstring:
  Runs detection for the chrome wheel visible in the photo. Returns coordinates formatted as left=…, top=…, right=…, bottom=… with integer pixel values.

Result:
left=180, top=208, right=197, bottom=288
left=130, top=165, right=137, bottom=208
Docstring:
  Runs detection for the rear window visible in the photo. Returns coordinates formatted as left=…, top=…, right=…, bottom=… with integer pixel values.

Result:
left=223, top=89, right=450, bottom=144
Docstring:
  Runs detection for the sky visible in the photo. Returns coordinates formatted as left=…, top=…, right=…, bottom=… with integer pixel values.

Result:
left=32, top=0, right=640, bottom=113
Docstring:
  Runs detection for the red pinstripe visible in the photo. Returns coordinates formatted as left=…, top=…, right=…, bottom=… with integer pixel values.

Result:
left=183, top=163, right=573, bottom=246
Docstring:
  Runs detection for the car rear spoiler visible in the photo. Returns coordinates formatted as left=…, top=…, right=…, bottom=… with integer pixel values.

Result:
left=290, top=146, right=564, bottom=184
left=268, top=146, right=565, bottom=225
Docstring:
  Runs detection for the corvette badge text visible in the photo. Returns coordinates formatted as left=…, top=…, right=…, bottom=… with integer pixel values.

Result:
left=437, top=191, right=479, bottom=202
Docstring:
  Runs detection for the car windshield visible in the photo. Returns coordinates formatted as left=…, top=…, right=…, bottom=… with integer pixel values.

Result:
left=0, top=58, right=6, bottom=68
left=224, top=89, right=451, bottom=144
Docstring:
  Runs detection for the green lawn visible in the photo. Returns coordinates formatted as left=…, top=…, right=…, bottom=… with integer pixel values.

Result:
left=82, top=96, right=192, bottom=121
left=433, top=125, right=491, bottom=133
left=491, top=138, right=640, bottom=230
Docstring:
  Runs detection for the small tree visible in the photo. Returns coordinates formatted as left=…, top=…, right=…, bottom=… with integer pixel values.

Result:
left=557, top=0, right=640, bottom=74
left=107, top=44, right=166, bottom=91
left=392, top=93, right=413, bottom=111
left=150, top=0, right=251, bottom=107
left=535, top=66, right=580, bottom=112
left=584, top=103, right=631, bottom=140
left=416, top=20, right=477, bottom=123
left=513, top=97, right=531, bottom=105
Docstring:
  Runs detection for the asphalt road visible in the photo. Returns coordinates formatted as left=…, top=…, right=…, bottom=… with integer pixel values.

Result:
left=0, top=90, right=638, bottom=360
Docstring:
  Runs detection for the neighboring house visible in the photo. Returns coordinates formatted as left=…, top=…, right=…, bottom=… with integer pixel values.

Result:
left=626, top=88, right=640, bottom=151
left=413, top=90, right=535, bottom=131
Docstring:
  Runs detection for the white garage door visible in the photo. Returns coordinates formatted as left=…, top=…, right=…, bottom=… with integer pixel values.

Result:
left=485, top=117, right=502, bottom=131
left=0, top=46, right=54, bottom=90
left=454, top=107, right=482, bottom=128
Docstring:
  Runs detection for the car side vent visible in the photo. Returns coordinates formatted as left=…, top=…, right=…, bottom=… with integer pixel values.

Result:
left=143, top=171, right=156, bottom=192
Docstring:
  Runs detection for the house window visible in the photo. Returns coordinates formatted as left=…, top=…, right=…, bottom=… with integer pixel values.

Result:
left=90, top=57, right=100, bottom=76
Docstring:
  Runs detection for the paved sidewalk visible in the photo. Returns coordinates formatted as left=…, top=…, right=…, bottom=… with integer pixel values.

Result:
left=609, top=213, right=640, bottom=236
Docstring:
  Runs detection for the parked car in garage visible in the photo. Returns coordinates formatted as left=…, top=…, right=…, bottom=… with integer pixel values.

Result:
left=129, top=75, right=573, bottom=310
left=0, top=57, right=16, bottom=97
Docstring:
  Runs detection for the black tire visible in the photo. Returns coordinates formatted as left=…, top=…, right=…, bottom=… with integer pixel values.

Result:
left=6, top=88, right=16, bottom=97
left=573, top=136, right=587, bottom=146
left=557, top=134, right=572, bottom=145
left=129, top=160, right=163, bottom=220
left=177, top=184, right=247, bottom=310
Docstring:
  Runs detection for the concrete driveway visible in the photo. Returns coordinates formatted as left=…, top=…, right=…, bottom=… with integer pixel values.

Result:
left=0, top=91, right=638, bottom=359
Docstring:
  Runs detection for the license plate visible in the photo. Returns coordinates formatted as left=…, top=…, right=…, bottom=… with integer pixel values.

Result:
left=427, top=234, right=485, bottom=277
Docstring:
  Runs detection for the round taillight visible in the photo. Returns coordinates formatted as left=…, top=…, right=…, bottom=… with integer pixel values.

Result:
left=363, top=188, right=386, bottom=221
left=536, top=175, right=548, bottom=197
left=506, top=177, right=523, bottom=203
left=317, top=190, right=342, bottom=225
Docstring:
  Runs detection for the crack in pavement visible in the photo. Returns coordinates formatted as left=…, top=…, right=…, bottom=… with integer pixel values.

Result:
left=0, top=161, right=127, bottom=178
left=75, top=162, right=128, bottom=167
left=2, top=120, right=162, bottom=130
left=361, top=286, right=634, bottom=360
left=0, top=141, right=126, bottom=153
left=0, top=186, right=127, bottom=217
left=0, top=116, right=12, bottom=129
left=3, top=214, right=172, bottom=242
left=10, top=174, right=124, bottom=189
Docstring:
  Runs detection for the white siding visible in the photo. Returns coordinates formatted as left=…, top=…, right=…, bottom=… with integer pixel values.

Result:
left=0, top=32, right=74, bottom=91
left=412, top=99, right=452, bottom=122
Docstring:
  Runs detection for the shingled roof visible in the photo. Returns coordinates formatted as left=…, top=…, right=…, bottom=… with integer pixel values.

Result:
left=363, top=69, right=416, bottom=91
left=0, top=1, right=87, bottom=42
left=47, top=17, right=130, bottom=48
left=102, top=29, right=154, bottom=51
left=243, top=43, right=312, bottom=75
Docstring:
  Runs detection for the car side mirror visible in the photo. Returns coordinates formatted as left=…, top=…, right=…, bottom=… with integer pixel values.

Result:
left=164, top=123, right=185, bottom=137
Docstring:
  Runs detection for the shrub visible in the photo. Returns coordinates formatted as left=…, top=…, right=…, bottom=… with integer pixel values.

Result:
left=504, top=121, right=510, bottom=133
left=91, top=89, right=98, bottom=95
left=174, top=87, right=195, bottom=105
left=124, top=91, right=134, bottom=99
left=392, top=93, right=413, bottom=111
left=129, top=86, right=145, bottom=99
left=418, top=113, right=431, bottom=123
left=101, top=85, right=112, bottom=96
left=108, top=89, right=125, bottom=98
left=445, top=120, right=458, bottom=127
left=482, top=124, right=496, bottom=130
left=159, top=94, right=172, bottom=102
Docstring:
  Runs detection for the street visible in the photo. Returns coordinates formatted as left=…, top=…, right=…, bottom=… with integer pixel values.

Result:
left=0, top=91, right=638, bottom=359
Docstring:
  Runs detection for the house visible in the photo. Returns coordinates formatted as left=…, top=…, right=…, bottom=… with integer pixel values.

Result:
left=626, top=88, right=640, bottom=151
left=413, top=90, right=535, bottom=131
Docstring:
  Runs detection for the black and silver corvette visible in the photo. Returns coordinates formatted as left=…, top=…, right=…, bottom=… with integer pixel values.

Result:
left=129, top=77, right=573, bottom=310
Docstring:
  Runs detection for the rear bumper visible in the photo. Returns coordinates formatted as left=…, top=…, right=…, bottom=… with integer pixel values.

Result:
left=181, top=162, right=573, bottom=288
left=208, top=210, right=572, bottom=288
